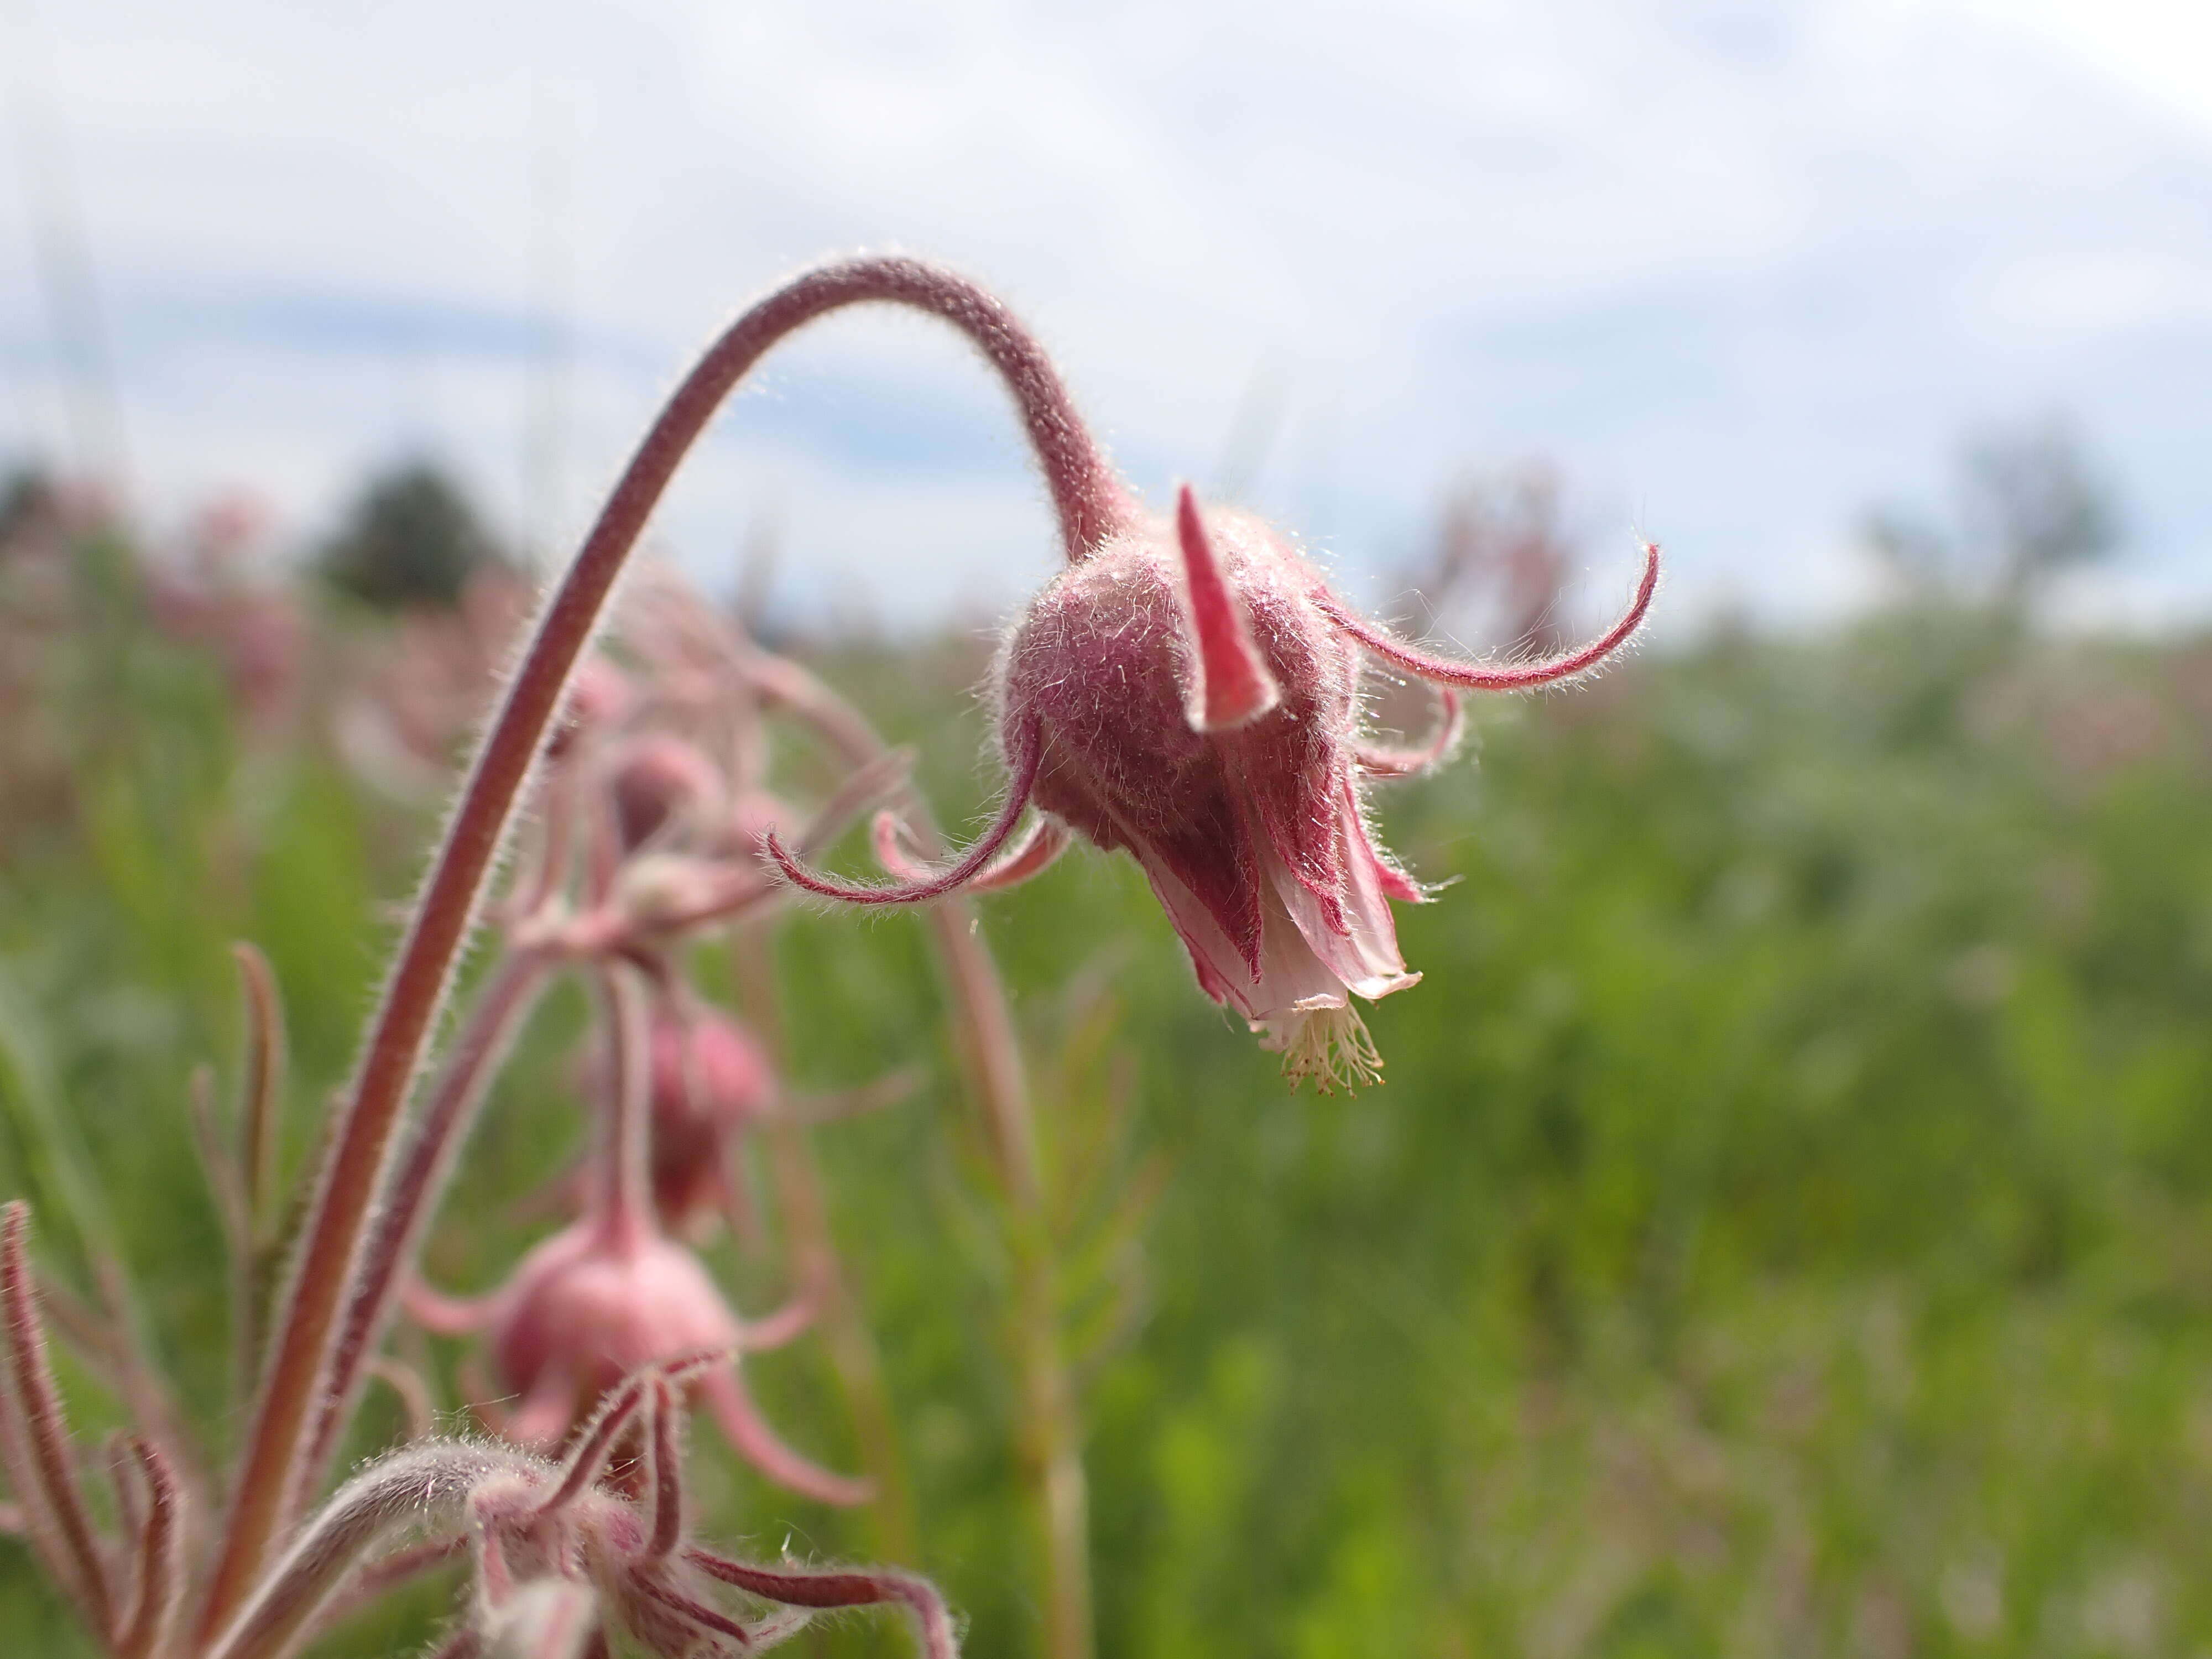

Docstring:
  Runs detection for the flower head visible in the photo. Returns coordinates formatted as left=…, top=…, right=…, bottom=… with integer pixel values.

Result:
left=774, top=478, right=1658, bottom=1090
left=407, top=1216, right=867, bottom=1506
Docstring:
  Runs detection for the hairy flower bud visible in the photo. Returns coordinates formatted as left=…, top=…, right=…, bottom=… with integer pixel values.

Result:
left=645, top=1008, right=776, bottom=1232
left=609, top=735, right=725, bottom=853
left=410, top=1220, right=866, bottom=1506
left=776, top=481, right=1657, bottom=1091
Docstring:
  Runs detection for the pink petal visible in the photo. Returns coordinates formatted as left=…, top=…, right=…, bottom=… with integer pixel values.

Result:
left=1262, top=837, right=1418, bottom=1004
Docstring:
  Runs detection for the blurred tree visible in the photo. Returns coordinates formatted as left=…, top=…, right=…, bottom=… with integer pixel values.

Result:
left=0, top=466, right=59, bottom=550
left=1866, top=419, right=2119, bottom=612
left=317, top=458, right=505, bottom=611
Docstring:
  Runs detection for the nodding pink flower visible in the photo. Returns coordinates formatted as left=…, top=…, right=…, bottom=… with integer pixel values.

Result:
left=645, top=1008, right=776, bottom=1234
left=412, top=966, right=869, bottom=1507
left=609, top=734, right=726, bottom=853
left=775, top=479, right=1658, bottom=1091
left=407, top=1219, right=867, bottom=1507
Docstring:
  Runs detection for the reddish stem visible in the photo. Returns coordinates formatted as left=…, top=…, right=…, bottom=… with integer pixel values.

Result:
left=115, top=1436, right=181, bottom=1659
left=0, top=1203, right=113, bottom=1640
left=204, top=254, right=1120, bottom=1641
left=589, top=963, right=655, bottom=1256
left=298, top=950, right=556, bottom=1504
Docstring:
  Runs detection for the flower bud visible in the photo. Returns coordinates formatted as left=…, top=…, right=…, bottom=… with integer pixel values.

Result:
left=609, top=735, right=724, bottom=852
left=645, top=1008, right=776, bottom=1232
left=431, top=1220, right=868, bottom=1505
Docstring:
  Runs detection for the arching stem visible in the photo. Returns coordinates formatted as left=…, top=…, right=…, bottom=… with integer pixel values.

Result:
left=200, top=255, right=1119, bottom=1637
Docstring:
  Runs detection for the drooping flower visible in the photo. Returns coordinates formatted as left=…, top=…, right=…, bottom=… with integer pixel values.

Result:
left=408, top=959, right=868, bottom=1506
left=607, top=733, right=727, bottom=853
left=405, top=1217, right=868, bottom=1507
left=773, top=478, right=1657, bottom=1091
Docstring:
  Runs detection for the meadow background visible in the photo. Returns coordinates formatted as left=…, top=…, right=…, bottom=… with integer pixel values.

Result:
left=1, top=465, right=2210, bottom=1657
left=6, top=2, right=2212, bottom=1653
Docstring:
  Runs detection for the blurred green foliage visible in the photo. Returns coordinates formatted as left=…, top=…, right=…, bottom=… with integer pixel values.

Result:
left=3, top=528, right=2212, bottom=1658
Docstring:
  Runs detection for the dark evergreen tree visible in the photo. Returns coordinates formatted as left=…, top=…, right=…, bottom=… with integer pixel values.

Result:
left=319, top=459, right=503, bottom=610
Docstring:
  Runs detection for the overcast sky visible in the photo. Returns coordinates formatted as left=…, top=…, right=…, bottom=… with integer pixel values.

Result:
left=3, top=0, right=2209, bottom=638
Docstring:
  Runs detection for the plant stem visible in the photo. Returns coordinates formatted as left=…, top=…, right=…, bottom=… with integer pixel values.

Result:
left=729, top=921, right=920, bottom=1565
left=926, top=906, right=1094, bottom=1659
left=201, top=254, right=1112, bottom=1642
left=295, top=949, right=555, bottom=1502
left=770, top=658, right=1094, bottom=1659
left=590, top=961, right=653, bottom=1255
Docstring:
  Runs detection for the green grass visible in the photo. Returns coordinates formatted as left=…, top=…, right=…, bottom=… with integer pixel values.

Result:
left=5, top=577, right=2212, bottom=1657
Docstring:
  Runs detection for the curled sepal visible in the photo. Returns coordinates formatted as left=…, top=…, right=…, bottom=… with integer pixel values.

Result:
left=600, top=748, right=918, bottom=940
left=689, top=1548, right=962, bottom=1659
left=1317, top=538, right=1660, bottom=690
left=1175, top=484, right=1281, bottom=730
left=526, top=1354, right=699, bottom=1531
left=1357, top=687, right=1464, bottom=778
left=768, top=718, right=1044, bottom=905
left=461, top=1362, right=880, bottom=1656
left=872, top=810, right=1070, bottom=893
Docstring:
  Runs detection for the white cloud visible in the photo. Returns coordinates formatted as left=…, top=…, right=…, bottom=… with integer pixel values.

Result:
left=2, top=0, right=2209, bottom=633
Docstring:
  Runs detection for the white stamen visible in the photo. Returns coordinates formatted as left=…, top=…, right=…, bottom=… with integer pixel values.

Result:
left=1259, top=1004, right=1385, bottom=1094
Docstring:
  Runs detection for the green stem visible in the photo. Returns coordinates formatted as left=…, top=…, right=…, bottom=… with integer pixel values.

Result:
left=729, top=921, right=920, bottom=1566
left=771, top=658, right=1094, bottom=1659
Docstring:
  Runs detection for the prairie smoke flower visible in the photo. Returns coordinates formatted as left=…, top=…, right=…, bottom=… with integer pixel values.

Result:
left=406, top=1217, right=868, bottom=1506
left=776, top=481, right=1657, bottom=1091
left=408, top=966, right=866, bottom=1506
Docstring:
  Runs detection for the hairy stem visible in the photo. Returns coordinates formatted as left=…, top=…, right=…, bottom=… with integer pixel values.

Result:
left=0, top=1203, right=113, bottom=1640
left=205, top=1442, right=525, bottom=1659
left=589, top=962, right=653, bottom=1255
left=203, top=253, right=1113, bottom=1641
left=297, top=950, right=555, bottom=1510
